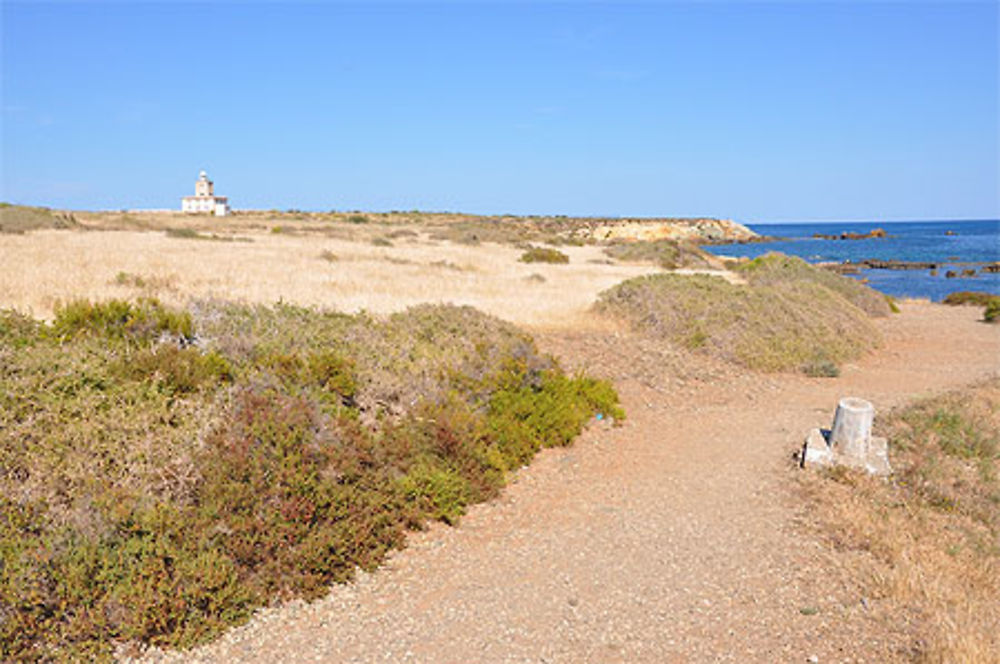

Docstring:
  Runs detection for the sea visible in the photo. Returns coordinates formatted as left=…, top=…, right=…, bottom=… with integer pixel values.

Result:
left=703, top=219, right=1000, bottom=302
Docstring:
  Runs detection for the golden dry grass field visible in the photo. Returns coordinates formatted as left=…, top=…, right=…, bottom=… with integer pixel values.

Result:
left=0, top=209, right=749, bottom=330
left=0, top=228, right=655, bottom=330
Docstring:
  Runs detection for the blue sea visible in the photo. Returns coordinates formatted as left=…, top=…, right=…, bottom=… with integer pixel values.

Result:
left=703, top=220, right=1000, bottom=302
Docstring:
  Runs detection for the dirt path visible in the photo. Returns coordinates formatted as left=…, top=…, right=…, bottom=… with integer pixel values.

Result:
left=137, top=301, right=999, bottom=663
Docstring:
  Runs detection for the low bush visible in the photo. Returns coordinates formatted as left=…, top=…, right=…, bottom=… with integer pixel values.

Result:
left=985, top=299, right=1000, bottom=324
left=165, top=227, right=201, bottom=239
left=519, top=246, right=569, bottom=264
left=1, top=298, right=619, bottom=659
left=595, top=254, right=884, bottom=373
left=164, top=228, right=239, bottom=242
left=942, top=291, right=1000, bottom=307
left=603, top=239, right=712, bottom=270
left=51, top=298, right=193, bottom=342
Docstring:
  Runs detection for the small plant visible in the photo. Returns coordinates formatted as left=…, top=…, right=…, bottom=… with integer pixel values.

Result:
left=519, top=246, right=569, bottom=264
left=802, top=359, right=840, bottom=378
left=371, top=237, right=393, bottom=247
left=985, top=299, right=1000, bottom=323
left=319, top=250, right=338, bottom=262
left=114, top=271, right=147, bottom=288
left=165, top=227, right=201, bottom=239
left=347, top=214, right=369, bottom=224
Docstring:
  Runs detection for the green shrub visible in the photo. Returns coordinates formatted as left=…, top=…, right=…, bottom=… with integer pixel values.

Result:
left=114, top=345, right=233, bottom=394
left=51, top=298, right=193, bottom=342
left=802, top=359, right=840, bottom=378
left=1, top=300, right=619, bottom=658
left=0, top=309, right=42, bottom=348
left=519, top=246, right=569, bottom=264
left=983, top=299, right=1000, bottom=323
left=346, top=214, right=369, bottom=224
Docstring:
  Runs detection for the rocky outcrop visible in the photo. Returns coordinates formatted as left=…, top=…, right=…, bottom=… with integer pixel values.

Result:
left=577, top=218, right=758, bottom=244
left=859, top=259, right=938, bottom=271
left=813, top=228, right=887, bottom=240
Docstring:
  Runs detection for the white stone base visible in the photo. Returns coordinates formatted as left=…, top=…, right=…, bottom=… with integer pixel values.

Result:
left=801, top=428, right=891, bottom=476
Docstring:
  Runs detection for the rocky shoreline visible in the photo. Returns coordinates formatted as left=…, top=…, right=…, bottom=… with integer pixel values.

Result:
left=820, top=259, right=1000, bottom=279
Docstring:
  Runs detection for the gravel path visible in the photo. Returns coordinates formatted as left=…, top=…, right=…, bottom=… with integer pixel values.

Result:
left=134, top=301, right=999, bottom=663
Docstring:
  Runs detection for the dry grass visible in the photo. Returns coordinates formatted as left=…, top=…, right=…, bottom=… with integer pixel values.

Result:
left=594, top=256, right=883, bottom=373
left=0, top=229, right=659, bottom=330
left=800, top=380, right=1000, bottom=663
left=0, top=203, right=79, bottom=233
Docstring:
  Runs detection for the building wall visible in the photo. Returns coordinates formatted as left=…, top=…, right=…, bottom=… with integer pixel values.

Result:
left=183, top=196, right=229, bottom=215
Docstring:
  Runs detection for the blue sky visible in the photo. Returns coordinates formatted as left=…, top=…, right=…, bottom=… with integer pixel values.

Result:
left=2, top=1, right=997, bottom=222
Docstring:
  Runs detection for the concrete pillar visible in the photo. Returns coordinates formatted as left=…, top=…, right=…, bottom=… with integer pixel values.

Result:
left=829, top=397, right=874, bottom=460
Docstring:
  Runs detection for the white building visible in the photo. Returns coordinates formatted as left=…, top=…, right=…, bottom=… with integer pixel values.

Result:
left=181, top=170, right=230, bottom=216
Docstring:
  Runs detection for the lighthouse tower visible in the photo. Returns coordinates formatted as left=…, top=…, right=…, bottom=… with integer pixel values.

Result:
left=181, top=170, right=230, bottom=216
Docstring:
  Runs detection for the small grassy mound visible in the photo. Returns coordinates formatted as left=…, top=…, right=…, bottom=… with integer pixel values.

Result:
left=596, top=254, right=883, bottom=373
left=603, top=239, right=714, bottom=270
left=801, top=381, right=1000, bottom=662
left=735, top=253, right=891, bottom=317
left=0, top=202, right=79, bottom=233
left=0, top=299, right=621, bottom=660
left=519, top=246, right=569, bottom=264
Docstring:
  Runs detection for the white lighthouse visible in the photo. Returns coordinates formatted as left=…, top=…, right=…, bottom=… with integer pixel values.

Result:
left=181, top=170, right=230, bottom=216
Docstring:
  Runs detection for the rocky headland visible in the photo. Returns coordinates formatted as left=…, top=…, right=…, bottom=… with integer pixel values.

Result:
left=573, top=217, right=758, bottom=244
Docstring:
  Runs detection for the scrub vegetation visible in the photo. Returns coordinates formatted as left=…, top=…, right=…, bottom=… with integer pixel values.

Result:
left=595, top=253, right=888, bottom=373
left=0, top=202, right=78, bottom=234
left=801, top=380, right=1000, bottom=663
left=942, top=291, right=1000, bottom=323
left=602, top=238, right=715, bottom=270
left=519, top=246, right=570, bottom=264
left=0, top=299, right=621, bottom=660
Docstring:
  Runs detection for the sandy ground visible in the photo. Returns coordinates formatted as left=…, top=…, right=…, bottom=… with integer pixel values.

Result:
left=131, top=300, right=999, bottom=663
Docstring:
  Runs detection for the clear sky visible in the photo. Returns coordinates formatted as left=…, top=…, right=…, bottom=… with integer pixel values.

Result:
left=2, top=1, right=997, bottom=222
